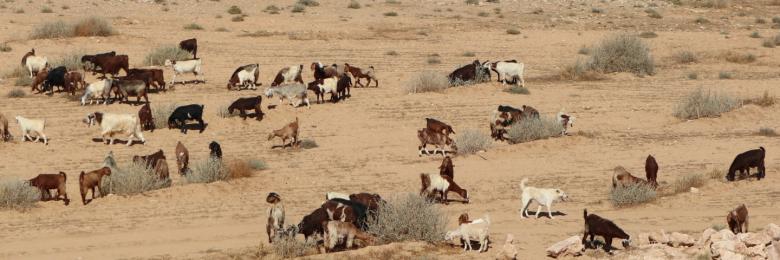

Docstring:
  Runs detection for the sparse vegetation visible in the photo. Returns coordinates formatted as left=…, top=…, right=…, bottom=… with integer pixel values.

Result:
left=426, top=57, right=441, bottom=64
left=227, top=5, right=242, bottom=14
left=559, top=59, right=604, bottom=81
left=673, top=50, right=697, bottom=63
left=591, top=7, right=604, bottom=13
left=264, top=5, right=280, bottom=14
left=297, top=0, right=319, bottom=6
left=152, top=103, right=178, bottom=129
left=51, top=51, right=87, bottom=71
left=406, top=71, right=449, bottom=93
left=384, top=11, right=398, bottom=17
left=706, top=169, right=724, bottom=180
left=30, top=17, right=116, bottom=39
left=239, top=30, right=280, bottom=37
left=217, top=105, right=238, bottom=118
left=144, top=45, right=191, bottom=66
left=672, top=173, right=706, bottom=193
left=272, top=236, right=316, bottom=258
left=0, top=43, right=10, bottom=52
left=690, top=0, right=729, bottom=8
left=477, top=11, right=489, bottom=17
left=638, top=31, right=658, bottom=38
left=506, top=28, right=521, bottom=35
left=101, top=161, right=171, bottom=195
left=226, top=160, right=253, bottom=179
left=0, top=179, right=40, bottom=210
left=687, top=72, right=698, bottom=80
left=291, top=4, right=305, bottom=13
left=506, top=116, right=564, bottom=144
left=505, top=85, right=530, bottom=95
left=743, top=91, right=776, bottom=107
left=465, top=0, right=479, bottom=5
left=645, top=8, right=662, bottom=19
left=719, top=71, right=732, bottom=79
left=609, top=183, right=656, bottom=207
left=186, top=157, right=229, bottom=183
left=587, top=34, right=655, bottom=76
left=462, top=51, right=476, bottom=57
left=7, top=88, right=26, bottom=98
left=763, top=38, right=775, bottom=48
left=299, top=139, right=318, bottom=149
left=14, top=74, right=32, bottom=86
left=758, top=127, right=777, bottom=136
left=750, top=31, right=761, bottom=38
left=40, top=6, right=52, bottom=13
left=348, top=0, right=361, bottom=9
left=694, top=17, right=709, bottom=24
left=231, top=16, right=245, bottom=22
left=674, top=88, right=738, bottom=120
left=723, top=51, right=756, bottom=64
left=366, top=193, right=447, bottom=243
left=183, top=23, right=204, bottom=30
left=578, top=46, right=590, bottom=55
left=385, top=50, right=399, bottom=56
left=246, top=159, right=268, bottom=171
left=454, top=129, right=492, bottom=154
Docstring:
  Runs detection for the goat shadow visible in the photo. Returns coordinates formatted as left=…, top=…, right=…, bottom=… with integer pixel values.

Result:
left=519, top=210, right=567, bottom=218
left=175, top=123, right=209, bottom=134
left=90, top=138, right=145, bottom=146
left=171, top=80, right=205, bottom=86
left=448, top=240, right=492, bottom=252
left=270, top=140, right=300, bottom=150
left=419, top=150, right=457, bottom=157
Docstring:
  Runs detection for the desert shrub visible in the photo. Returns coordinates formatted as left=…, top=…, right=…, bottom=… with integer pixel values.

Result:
left=462, top=51, right=476, bottom=57
left=385, top=50, right=399, bottom=56
left=72, top=17, right=116, bottom=37
left=724, top=51, right=756, bottom=63
left=297, top=0, right=319, bottom=6
left=756, top=18, right=767, bottom=24
left=6, top=88, right=26, bottom=98
left=505, top=85, right=530, bottom=94
left=272, top=236, right=316, bottom=258
left=687, top=72, right=698, bottom=80
left=30, top=20, right=71, bottom=39
left=455, top=128, right=492, bottom=154
left=609, top=183, right=656, bottom=207
left=152, top=103, right=178, bottom=129
left=291, top=4, right=305, bottom=13
left=674, top=88, right=738, bottom=119
left=773, top=16, right=780, bottom=24
left=673, top=50, right=697, bottom=63
left=186, top=157, right=229, bottom=183
left=694, top=17, right=710, bottom=24
left=645, top=8, right=662, bottom=19
left=264, top=5, right=280, bottom=14
left=0, top=179, right=40, bottom=210
left=227, top=5, right=242, bottom=14
left=591, top=7, right=604, bottom=13
left=719, top=71, right=732, bottom=79
left=506, top=28, right=521, bottom=35
left=406, top=71, right=449, bottom=93
left=144, top=45, right=191, bottom=66
left=560, top=59, right=604, bottom=81
left=247, top=159, right=268, bottom=170
left=465, top=0, right=479, bottom=4
left=578, top=46, right=590, bottom=55
left=758, top=127, right=777, bottom=136
left=366, top=193, right=447, bottom=243
left=215, top=27, right=229, bottom=32
left=638, top=31, right=658, bottom=38
left=51, top=51, right=86, bottom=71
left=672, top=173, right=706, bottom=193
left=231, top=16, right=245, bottom=22
left=384, top=12, right=398, bottom=16
left=101, top=161, right=171, bottom=195
left=690, top=0, right=729, bottom=8
left=750, top=31, right=761, bottom=38
left=763, top=39, right=775, bottom=48
left=506, top=116, right=564, bottom=144
left=40, top=6, right=52, bottom=13
left=184, top=23, right=204, bottom=30
left=300, top=139, right=318, bottom=149
left=774, top=34, right=780, bottom=45
left=14, top=75, right=31, bottom=86
left=426, top=57, right=441, bottom=64
left=217, top=105, right=237, bottom=118
left=744, top=91, right=776, bottom=107
left=588, top=34, right=654, bottom=76
left=0, top=43, right=10, bottom=52
left=477, top=11, right=490, bottom=17
left=227, top=160, right=253, bottom=179
left=14, top=8, right=24, bottom=13
left=706, top=169, right=724, bottom=180
left=348, top=0, right=361, bottom=9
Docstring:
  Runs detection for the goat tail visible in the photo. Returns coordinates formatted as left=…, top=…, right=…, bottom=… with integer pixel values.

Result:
left=60, top=172, right=67, bottom=183
left=583, top=209, right=588, bottom=219
left=79, top=171, right=85, bottom=182
left=520, top=178, right=528, bottom=190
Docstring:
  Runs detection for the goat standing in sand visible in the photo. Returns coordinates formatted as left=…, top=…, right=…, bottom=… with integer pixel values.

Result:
left=268, top=118, right=299, bottom=149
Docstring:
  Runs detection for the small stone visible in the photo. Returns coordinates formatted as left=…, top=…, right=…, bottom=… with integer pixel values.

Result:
left=670, top=232, right=695, bottom=247
left=766, top=223, right=780, bottom=241
left=546, top=236, right=582, bottom=258
left=650, top=230, right=670, bottom=244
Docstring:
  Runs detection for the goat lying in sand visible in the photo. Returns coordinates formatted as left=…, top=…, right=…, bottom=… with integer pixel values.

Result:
left=79, top=167, right=112, bottom=205
left=268, top=118, right=299, bottom=149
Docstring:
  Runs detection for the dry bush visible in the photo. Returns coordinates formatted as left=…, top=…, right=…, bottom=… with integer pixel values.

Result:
left=560, top=60, right=605, bottom=81
left=183, top=23, right=204, bottom=30
left=719, top=71, right=733, bottom=79
left=5, top=66, right=27, bottom=79
left=706, top=169, right=724, bottom=180
left=73, top=17, right=116, bottom=37
left=588, top=34, right=654, bottom=76
left=645, top=8, right=662, bottom=19
left=0, top=179, right=40, bottom=210
left=384, top=12, right=398, bottom=16
left=264, top=5, right=280, bottom=14
left=239, top=30, right=281, bottom=37
left=144, top=46, right=191, bottom=66
left=750, top=31, right=761, bottom=38
left=186, top=157, right=229, bottom=183
left=101, top=161, right=171, bottom=196
left=743, top=91, right=776, bottom=107
left=272, top=236, right=316, bottom=258
left=29, top=20, right=71, bottom=39
left=299, top=139, right=318, bottom=149
left=758, top=127, right=777, bottom=137
left=297, top=0, right=319, bottom=6
left=672, top=173, right=706, bottom=193
left=455, top=128, right=492, bottom=154
left=763, top=39, right=775, bottom=48
left=673, top=50, right=697, bottom=63
left=426, top=57, right=441, bottom=64
left=723, top=51, right=756, bottom=64
left=291, top=4, right=305, bottom=13
left=6, top=88, right=26, bottom=98
left=217, top=105, right=238, bottom=118
left=462, top=51, right=476, bottom=57
left=152, top=103, right=178, bottom=129
left=227, top=5, right=242, bottom=14
left=694, top=17, right=710, bottom=24
left=506, top=116, right=564, bottom=144
left=0, top=42, right=10, bottom=52
left=348, top=0, right=361, bottom=8
left=385, top=50, right=399, bottom=56
left=505, top=85, right=530, bottom=95
left=406, top=71, right=449, bottom=93
left=609, top=183, right=656, bottom=207
left=687, top=72, right=698, bottom=80
left=227, top=160, right=253, bottom=179
left=639, top=31, right=658, bottom=38
left=51, top=51, right=86, bottom=71
left=40, top=6, right=53, bottom=13
left=366, top=193, right=447, bottom=243
left=506, top=28, right=521, bottom=35
left=674, top=88, right=738, bottom=119
left=689, top=0, right=729, bottom=8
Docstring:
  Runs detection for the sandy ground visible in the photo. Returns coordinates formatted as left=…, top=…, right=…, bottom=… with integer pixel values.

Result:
left=1, top=0, right=779, bottom=259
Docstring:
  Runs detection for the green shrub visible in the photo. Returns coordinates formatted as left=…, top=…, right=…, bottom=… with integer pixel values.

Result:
left=454, top=128, right=492, bottom=154
left=144, top=46, right=191, bottom=66
left=366, top=193, right=447, bottom=243
left=506, top=116, right=564, bottom=144
left=673, top=88, right=738, bottom=119
left=610, top=183, right=656, bottom=207
left=406, top=71, right=449, bottom=93
left=0, top=179, right=40, bottom=210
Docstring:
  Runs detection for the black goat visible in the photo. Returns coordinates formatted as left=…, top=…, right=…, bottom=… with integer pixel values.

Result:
left=582, top=209, right=630, bottom=253
left=228, top=96, right=264, bottom=120
left=726, top=147, right=766, bottom=181
left=209, top=141, right=222, bottom=159
left=179, top=38, right=197, bottom=59
left=447, top=60, right=490, bottom=86
left=167, top=104, right=205, bottom=134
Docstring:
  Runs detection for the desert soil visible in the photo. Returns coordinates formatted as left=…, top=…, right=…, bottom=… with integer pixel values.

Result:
left=0, top=0, right=779, bottom=259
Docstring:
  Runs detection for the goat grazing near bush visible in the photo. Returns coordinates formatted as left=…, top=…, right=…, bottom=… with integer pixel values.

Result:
left=79, top=167, right=112, bottom=205
left=726, top=147, right=766, bottom=181
left=420, top=173, right=468, bottom=204
left=426, top=118, right=455, bottom=136
left=612, top=166, right=650, bottom=189
left=209, top=141, right=222, bottom=159
left=84, top=112, right=146, bottom=146
left=323, top=221, right=375, bottom=252
left=490, top=60, right=525, bottom=86
left=28, top=172, right=69, bottom=205
left=266, top=192, right=285, bottom=243
left=271, top=65, right=304, bottom=86
left=582, top=209, right=630, bottom=253
left=179, top=38, right=197, bottom=59
left=344, top=63, right=378, bottom=88
left=268, top=117, right=299, bottom=149
left=727, top=204, right=749, bottom=234
left=448, top=60, right=490, bottom=86
left=417, top=128, right=457, bottom=156
left=175, top=141, right=190, bottom=175
left=228, top=96, right=264, bottom=120
left=227, top=64, right=260, bottom=91
left=167, top=104, right=206, bottom=134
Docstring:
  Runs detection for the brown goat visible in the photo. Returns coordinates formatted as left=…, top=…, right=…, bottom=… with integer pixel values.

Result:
left=727, top=204, right=749, bottom=234
left=133, top=149, right=166, bottom=171
left=30, top=68, right=49, bottom=92
left=417, top=128, right=457, bottom=157
left=65, top=71, right=86, bottom=93
left=440, top=156, right=454, bottom=179
left=344, top=63, right=378, bottom=88
left=267, top=117, right=299, bottom=149
left=458, top=213, right=473, bottom=225
left=29, top=172, right=69, bottom=205
left=266, top=192, right=285, bottom=243
left=175, top=141, right=190, bottom=175
left=425, top=118, right=455, bottom=136
left=322, top=221, right=375, bottom=252
left=79, top=167, right=112, bottom=205
left=645, top=155, right=659, bottom=188
left=348, top=193, right=383, bottom=212
left=420, top=173, right=469, bottom=204
left=0, top=112, right=9, bottom=142
left=153, top=158, right=171, bottom=181
left=612, top=166, right=650, bottom=188
left=138, top=103, right=155, bottom=132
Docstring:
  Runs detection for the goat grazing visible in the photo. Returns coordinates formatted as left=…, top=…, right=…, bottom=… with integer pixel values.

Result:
left=582, top=209, right=630, bottom=253
left=344, top=63, right=378, bottom=88
left=271, top=65, right=304, bottom=86
left=138, top=104, right=155, bottom=132
left=65, top=71, right=86, bottom=92
left=264, top=83, right=311, bottom=108
left=133, top=150, right=166, bottom=171
left=81, top=51, right=115, bottom=72
left=445, top=214, right=491, bottom=252
left=266, top=192, right=285, bottom=243
left=209, top=141, right=222, bottom=159
left=645, top=155, right=658, bottom=188
left=557, top=111, right=576, bottom=135
left=15, top=116, right=48, bottom=145
left=348, top=193, right=383, bottom=212
left=81, top=79, right=113, bottom=106
left=127, top=68, right=166, bottom=91
left=490, top=60, right=525, bottom=86
left=323, top=221, right=375, bottom=252
left=420, top=173, right=469, bottom=204
left=227, top=64, right=260, bottom=90
left=0, top=112, right=10, bottom=142
left=28, top=172, right=69, bottom=205
left=448, top=60, right=490, bottom=85
left=175, top=141, right=190, bottom=175
left=726, top=147, right=766, bottom=181
left=84, top=112, right=146, bottom=146
left=165, top=59, right=204, bottom=86
left=268, top=117, right=299, bottom=149
left=426, top=118, right=455, bottom=136
left=612, top=166, right=650, bottom=188
left=111, top=79, right=149, bottom=105
left=168, top=104, right=206, bottom=134
left=727, top=204, right=749, bottom=234
left=30, top=67, right=49, bottom=93
left=417, top=128, right=457, bottom=156
left=41, top=66, right=68, bottom=94
left=22, top=49, right=48, bottom=77
left=79, top=167, right=112, bottom=205
left=179, top=38, right=197, bottom=59
left=228, top=96, right=264, bottom=120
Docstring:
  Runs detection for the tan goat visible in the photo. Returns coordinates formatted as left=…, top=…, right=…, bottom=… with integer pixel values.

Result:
left=79, top=167, right=112, bottom=205
left=322, top=220, right=374, bottom=252
left=267, top=117, right=299, bottom=149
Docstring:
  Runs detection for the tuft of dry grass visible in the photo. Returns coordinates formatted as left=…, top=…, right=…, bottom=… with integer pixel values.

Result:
left=299, top=139, right=318, bottom=149
left=763, top=39, right=775, bottom=48
left=6, top=88, right=26, bottom=98
left=246, top=159, right=268, bottom=170
left=672, top=173, right=706, bottom=193
left=609, top=183, right=656, bottom=207
left=30, top=17, right=116, bottom=39
left=406, top=71, right=449, bottom=93
left=0, top=179, right=40, bottom=210
left=385, top=50, right=399, bottom=56
left=455, top=128, right=492, bottom=154
left=743, top=91, right=776, bottom=107
left=674, top=88, right=738, bottom=120
left=366, top=193, right=447, bottom=244
left=264, top=5, right=280, bottom=14
left=0, top=42, right=10, bottom=52
left=144, top=46, right=191, bottom=66
left=506, top=28, right=521, bottom=35
left=719, top=71, right=733, bottom=79
left=559, top=59, right=604, bottom=81
left=723, top=51, right=756, bottom=64
left=272, top=236, right=316, bottom=258
left=673, top=50, right=697, bottom=63
left=226, top=5, right=242, bottom=14
left=183, top=23, right=204, bottom=30
left=505, top=85, right=530, bottom=95
left=690, top=0, right=730, bottom=8
left=297, top=0, right=319, bottom=6
left=226, top=160, right=253, bottom=179
left=384, top=11, right=398, bottom=17
left=348, top=0, right=361, bottom=9
left=100, top=161, right=171, bottom=196
left=152, top=103, right=178, bottom=129
left=186, top=157, right=229, bottom=183
left=506, top=116, right=564, bottom=144
left=291, top=4, right=305, bottom=13
left=645, top=8, right=662, bottom=19
left=758, top=127, right=777, bottom=137
left=639, top=31, right=658, bottom=38
left=706, top=169, right=724, bottom=180
left=51, top=51, right=87, bottom=71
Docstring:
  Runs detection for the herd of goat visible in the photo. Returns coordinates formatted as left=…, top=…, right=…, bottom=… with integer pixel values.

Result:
left=0, top=37, right=770, bottom=257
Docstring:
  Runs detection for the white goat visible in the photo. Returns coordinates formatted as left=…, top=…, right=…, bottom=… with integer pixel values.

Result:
left=14, top=116, right=47, bottom=145
left=25, top=56, right=48, bottom=78
left=445, top=214, right=491, bottom=252
left=81, top=79, right=112, bottom=106
left=316, top=76, right=339, bottom=102
left=84, top=112, right=145, bottom=146
left=492, top=61, right=525, bottom=87
left=165, top=59, right=203, bottom=86
left=556, top=110, right=575, bottom=135
left=264, top=83, right=311, bottom=108
left=272, top=65, right=303, bottom=86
